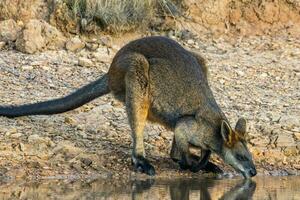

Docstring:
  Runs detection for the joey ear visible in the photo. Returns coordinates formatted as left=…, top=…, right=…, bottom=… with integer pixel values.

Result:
left=235, top=118, right=247, bottom=136
left=221, top=120, right=232, bottom=143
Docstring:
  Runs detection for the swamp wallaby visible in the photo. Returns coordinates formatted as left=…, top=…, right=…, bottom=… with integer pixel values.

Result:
left=0, top=36, right=256, bottom=178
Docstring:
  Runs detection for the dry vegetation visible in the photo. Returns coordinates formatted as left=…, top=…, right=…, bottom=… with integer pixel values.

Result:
left=63, top=0, right=182, bottom=32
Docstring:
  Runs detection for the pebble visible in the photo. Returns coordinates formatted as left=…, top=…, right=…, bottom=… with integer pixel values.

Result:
left=66, top=37, right=85, bottom=52
left=294, top=132, right=300, bottom=141
left=78, top=57, right=94, bottom=67
left=187, top=39, right=194, bottom=45
left=0, top=41, right=5, bottom=50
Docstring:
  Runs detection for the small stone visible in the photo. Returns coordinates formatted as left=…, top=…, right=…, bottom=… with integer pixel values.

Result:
left=64, top=116, right=77, bottom=125
left=0, top=41, right=5, bottom=50
left=293, top=164, right=300, bottom=170
left=286, top=169, right=297, bottom=175
left=236, top=70, right=245, bottom=76
left=0, top=19, right=21, bottom=42
left=270, top=113, right=281, bottom=122
left=28, top=134, right=43, bottom=143
left=21, top=65, right=34, bottom=70
left=284, top=146, right=298, bottom=156
left=81, top=157, right=93, bottom=166
left=279, top=115, right=300, bottom=130
left=70, top=161, right=82, bottom=172
left=86, top=43, right=99, bottom=51
left=260, top=73, right=268, bottom=78
left=66, top=37, right=85, bottom=52
left=219, top=79, right=225, bottom=84
left=275, top=134, right=296, bottom=147
left=99, top=35, right=112, bottom=47
left=187, top=39, right=194, bottom=45
left=10, top=132, right=22, bottom=139
left=93, top=47, right=112, bottom=63
left=78, top=57, right=94, bottom=67
left=28, top=134, right=54, bottom=147
left=294, top=132, right=300, bottom=141
left=5, top=128, right=18, bottom=137
left=250, top=137, right=270, bottom=147
left=18, top=143, right=26, bottom=151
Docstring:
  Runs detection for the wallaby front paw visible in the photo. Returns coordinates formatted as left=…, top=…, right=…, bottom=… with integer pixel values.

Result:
left=132, top=156, right=155, bottom=176
left=178, top=160, right=190, bottom=170
left=178, top=154, right=201, bottom=171
left=203, top=162, right=223, bottom=174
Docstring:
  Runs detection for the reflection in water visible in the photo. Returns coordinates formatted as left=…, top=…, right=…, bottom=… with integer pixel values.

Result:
left=132, top=178, right=255, bottom=200
left=168, top=179, right=256, bottom=200
left=0, top=176, right=299, bottom=199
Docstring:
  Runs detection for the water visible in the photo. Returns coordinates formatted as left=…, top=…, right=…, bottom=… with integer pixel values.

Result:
left=0, top=176, right=299, bottom=199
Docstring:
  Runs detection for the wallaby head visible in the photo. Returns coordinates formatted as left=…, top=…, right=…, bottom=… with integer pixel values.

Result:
left=218, top=118, right=256, bottom=178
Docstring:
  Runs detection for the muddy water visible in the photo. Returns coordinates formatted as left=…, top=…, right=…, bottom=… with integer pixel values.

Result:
left=0, top=176, right=299, bottom=199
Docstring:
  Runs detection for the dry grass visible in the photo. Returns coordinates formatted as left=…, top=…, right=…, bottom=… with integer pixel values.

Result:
left=63, top=0, right=182, bottom=33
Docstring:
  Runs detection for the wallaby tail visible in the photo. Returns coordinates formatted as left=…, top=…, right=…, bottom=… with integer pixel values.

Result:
left=0, top=73, right=110, bottom=118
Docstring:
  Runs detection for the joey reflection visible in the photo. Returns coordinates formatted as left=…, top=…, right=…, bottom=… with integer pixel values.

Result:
left=131, top=178, right=256, bottom=200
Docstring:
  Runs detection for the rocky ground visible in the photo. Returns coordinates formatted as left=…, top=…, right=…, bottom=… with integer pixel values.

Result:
left=0, top=33, right=299, bottom=182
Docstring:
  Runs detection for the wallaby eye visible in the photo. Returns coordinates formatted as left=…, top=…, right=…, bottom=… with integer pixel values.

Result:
left=236, top=154, right=248, bottom=161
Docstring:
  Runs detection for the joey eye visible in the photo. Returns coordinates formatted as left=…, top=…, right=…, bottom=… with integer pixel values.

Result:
left=236, top=154, right=248, bottom=161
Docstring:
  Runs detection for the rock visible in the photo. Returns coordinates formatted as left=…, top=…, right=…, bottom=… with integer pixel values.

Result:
left=264, top=149, right=285, bottom=162
left=0, top=41, right=5, bottom=49
left=16, top=19, right=66, bottom=54
left=270, top=113, right=281, bottom=122
left=70, top=160, right=83, bottom=172
left=236, top=70, right=245, bottom=76
left=21, top=65, right=34, bottom=70
left=81, top=157, right=93, bottom=166
left=93, top=47, right=113, bottom=63
left=64, top=116, right=77, bottom=125
left=5, top=128, right=17, bottom=137
left=78, top=57, right=94, bottom=67
left=10, top=132, right=22, bottom=139
left=52, top=141, right=83, bottom=160
left=99, top=35, right=112, bottom=47
left=28, top=134, right=54, bottom=147
left=293, top=164, right=300, bottom=170
left=279, top=115, right=300, bottom=130
left=250, top=137, right=270, bottom=147
left=66, top=37, right=85, bottom=52
left=275, top=134, right=296, bottom=147
left=86, top=43, right=99, bottom=51
left=16, top=20, right=45, bottom=53
left=260, top=73, right=268, bottom=78
left=294, top=132, right=300, bottom=141
left=187, top=39, right=194, bottom=45
left=0, top=19, right=21, bottom=42
left=18, top=143, right=26, bottom=152
left=284, top=146, right=298, bottom=156
left=0, top=0, right=49, bottom=23
left=42, top=21, right=66, bottom=50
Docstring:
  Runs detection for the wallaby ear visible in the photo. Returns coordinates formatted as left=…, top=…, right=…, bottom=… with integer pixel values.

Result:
left=235, top=118, right=247, bottom=137
left=221, top=120, right=232, bottom=143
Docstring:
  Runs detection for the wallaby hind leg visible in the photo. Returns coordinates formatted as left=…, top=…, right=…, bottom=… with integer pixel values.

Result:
left=124, top=53, right=155, bottom=176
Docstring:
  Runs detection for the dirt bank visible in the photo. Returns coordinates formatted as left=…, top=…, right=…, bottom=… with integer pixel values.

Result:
left=0, top=34, right=299, bottom=180
left=1, top=0, right=300, bottom=37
